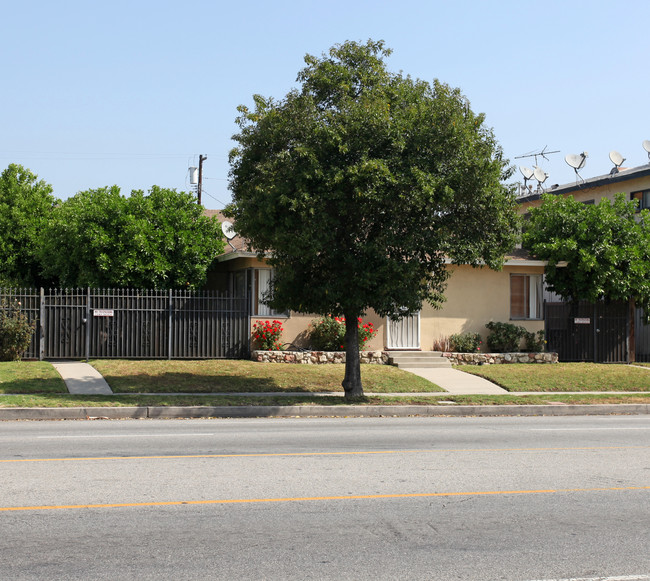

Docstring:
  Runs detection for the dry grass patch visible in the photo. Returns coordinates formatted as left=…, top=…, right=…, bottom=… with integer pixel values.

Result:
left=457, top=363, right=650, bottom=392
left=90, top=359, right=445, bottom=394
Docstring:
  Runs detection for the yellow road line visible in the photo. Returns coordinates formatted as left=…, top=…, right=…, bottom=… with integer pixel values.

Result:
left=1, top=445, right=648, bottom=463
left=1, top=486, right=649, bottom=512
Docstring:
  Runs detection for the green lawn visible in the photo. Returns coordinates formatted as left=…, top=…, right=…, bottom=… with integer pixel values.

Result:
left=0, top=362, right=67, bottom=394
left=0, top=392, right=649, bottom=409
left=89, top=359, right=445, bottom=394
left=2, top=359, right=650, bottom=408
left=458, top=363, right=650, bottom=392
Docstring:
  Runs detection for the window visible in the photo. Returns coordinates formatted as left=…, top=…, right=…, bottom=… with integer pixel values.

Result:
left=254, top=269, right=286, bottom=317
left=631, top=190, right=650, bottom=211
left=510, top=274, right=543, bottom=320
left=228, top=269, right=287, bottom=316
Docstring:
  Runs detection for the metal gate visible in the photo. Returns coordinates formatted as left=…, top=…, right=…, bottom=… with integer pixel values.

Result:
left=544, top=301, right=629, bottom=362
left=1, top=288, right=251, bottom=360
left=386, top=312, right=420, bottom=350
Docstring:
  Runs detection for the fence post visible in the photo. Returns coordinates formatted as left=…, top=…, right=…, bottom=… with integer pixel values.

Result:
left=85, top=287, right=91, bottom=362
left=168, top=289, right=173, bottom=360
left=39, top=287, right=45, bottom=361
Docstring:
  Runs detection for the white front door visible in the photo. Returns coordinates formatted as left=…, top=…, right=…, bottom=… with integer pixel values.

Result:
left=387, top=312, right=420, bottom=349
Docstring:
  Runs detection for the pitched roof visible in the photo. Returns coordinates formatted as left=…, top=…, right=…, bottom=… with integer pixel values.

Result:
left=205, top=209, right=542, bottom=265
left=204, top=209, right=253, bottom=256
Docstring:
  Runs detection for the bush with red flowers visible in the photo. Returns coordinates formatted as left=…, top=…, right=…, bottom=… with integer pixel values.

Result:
left=252, top=319, right=284, bottom=351
left=308, top=315, right=378, bottom=351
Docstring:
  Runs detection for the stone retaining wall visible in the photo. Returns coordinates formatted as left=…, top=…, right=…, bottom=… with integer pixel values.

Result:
left=252, top=350, right=388, bottom=364
left=252, top=350, right=556, bottom=365
left=443, top=352, right=558, bottom=365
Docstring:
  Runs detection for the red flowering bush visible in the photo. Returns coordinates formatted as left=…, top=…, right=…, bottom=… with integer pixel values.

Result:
left=308, top=315, right=378, bottom=351
left=252, top=319, right=284, bottom=351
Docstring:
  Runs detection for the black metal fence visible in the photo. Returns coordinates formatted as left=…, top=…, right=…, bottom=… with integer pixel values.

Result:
left=0, top=288, right=251, bottom=360
left=636, top=308, right=650, bottom=363
left=545, top=301, right=631, bottom=363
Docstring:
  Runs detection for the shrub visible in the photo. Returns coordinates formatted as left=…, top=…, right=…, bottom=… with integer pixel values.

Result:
left=484, top=321, right=527, bottom=352
left=432, top=336, right=451, bottom=351
left=449, top=332, right=482, bottom=353
left=0, top=299, right=35, bottom=361
left=252, top=319, right=283, bottom=351
left=308, top=315, right=378, bottom=351
left=523, top=329, right=545, bottom=352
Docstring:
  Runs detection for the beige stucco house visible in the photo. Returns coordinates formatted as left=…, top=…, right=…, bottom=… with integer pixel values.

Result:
left=205, top=210, right=546, bottom=352
left=204, top=162, right=646, bottom=356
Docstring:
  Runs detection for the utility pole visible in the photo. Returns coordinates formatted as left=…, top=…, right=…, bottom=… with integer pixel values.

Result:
left=197, top=154, right=207, bottom=205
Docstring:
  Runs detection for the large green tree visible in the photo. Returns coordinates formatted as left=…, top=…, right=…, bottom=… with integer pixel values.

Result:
left=39, top=186, right=225, bottom=289
left=522, top=193, right=650, bottom=319
left=227, top=40, right=520, bottom=398
left=0, top=164, right=57, bottom=287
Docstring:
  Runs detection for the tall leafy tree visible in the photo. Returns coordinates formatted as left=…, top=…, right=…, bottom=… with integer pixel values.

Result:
left=0, top=164, right=57, bottom=287
left=523, top=193, right=650, bottom=319
left=227, top=40, right=519, bottom=398
left=40, top=186, right=225, bottom=289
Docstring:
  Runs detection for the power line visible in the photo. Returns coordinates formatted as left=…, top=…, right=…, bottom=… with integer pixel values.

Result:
left=200, top=188, right=230, bottom=208
left=0, top=152, right=216, bottom=160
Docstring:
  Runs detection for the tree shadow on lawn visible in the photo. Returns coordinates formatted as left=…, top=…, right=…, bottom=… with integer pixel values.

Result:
left=0, top=377, right=68, bottom=394
left=102, top=371, right=332, bottom=394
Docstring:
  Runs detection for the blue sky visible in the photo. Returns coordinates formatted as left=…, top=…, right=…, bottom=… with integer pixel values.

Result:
left=3, top=0, right=649, bottom=206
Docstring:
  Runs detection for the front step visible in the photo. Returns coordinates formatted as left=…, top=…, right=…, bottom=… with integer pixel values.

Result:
left=386, top=351, right=451, bottom=369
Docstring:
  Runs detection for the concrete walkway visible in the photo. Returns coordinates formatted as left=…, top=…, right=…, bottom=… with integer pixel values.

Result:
left=51, top=361, right=113, bottom=395
left=401, top=366, right=509, bottom=395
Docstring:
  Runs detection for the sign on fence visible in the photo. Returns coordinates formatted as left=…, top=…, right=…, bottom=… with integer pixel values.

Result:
left=93, top=309, right=114, bottom=317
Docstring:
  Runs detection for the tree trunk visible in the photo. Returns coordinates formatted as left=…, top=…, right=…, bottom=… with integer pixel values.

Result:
left=342, top=313, right=363, bottom=399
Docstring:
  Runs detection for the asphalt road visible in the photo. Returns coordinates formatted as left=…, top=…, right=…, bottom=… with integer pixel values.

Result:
left=1, top=416, right=649, bottom=580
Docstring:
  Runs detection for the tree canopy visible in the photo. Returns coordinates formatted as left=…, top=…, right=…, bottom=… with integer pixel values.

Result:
left=227, top=40, right=520, bottom=397
left=39, top=186, right=225, bottom=289
left=523, top=193, right=650, bottom=319
left=0, top=164, right=57, bottom=287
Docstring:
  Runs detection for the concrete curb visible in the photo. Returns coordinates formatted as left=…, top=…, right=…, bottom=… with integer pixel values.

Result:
left=1, top=403, right=649, bottom=421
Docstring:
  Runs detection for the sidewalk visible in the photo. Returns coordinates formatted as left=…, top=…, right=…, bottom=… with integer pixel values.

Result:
left=2, top=361, right=647, bottom=421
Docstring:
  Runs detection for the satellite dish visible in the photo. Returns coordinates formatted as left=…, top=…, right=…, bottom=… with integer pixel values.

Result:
left=643, top=140, right=650, bottom=160
left=221, top=221, right=236, bottom=241
left=533, top=166, right=548, bottom=184
left=609, top=150, right=625, bottom=168
left=519, top=166, right=534, bottom=180
left=518, top=166, right=534, bottom=195
left=565, top=152, right=588, bottom=170
left=564, top=152, right=588, bottom=183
